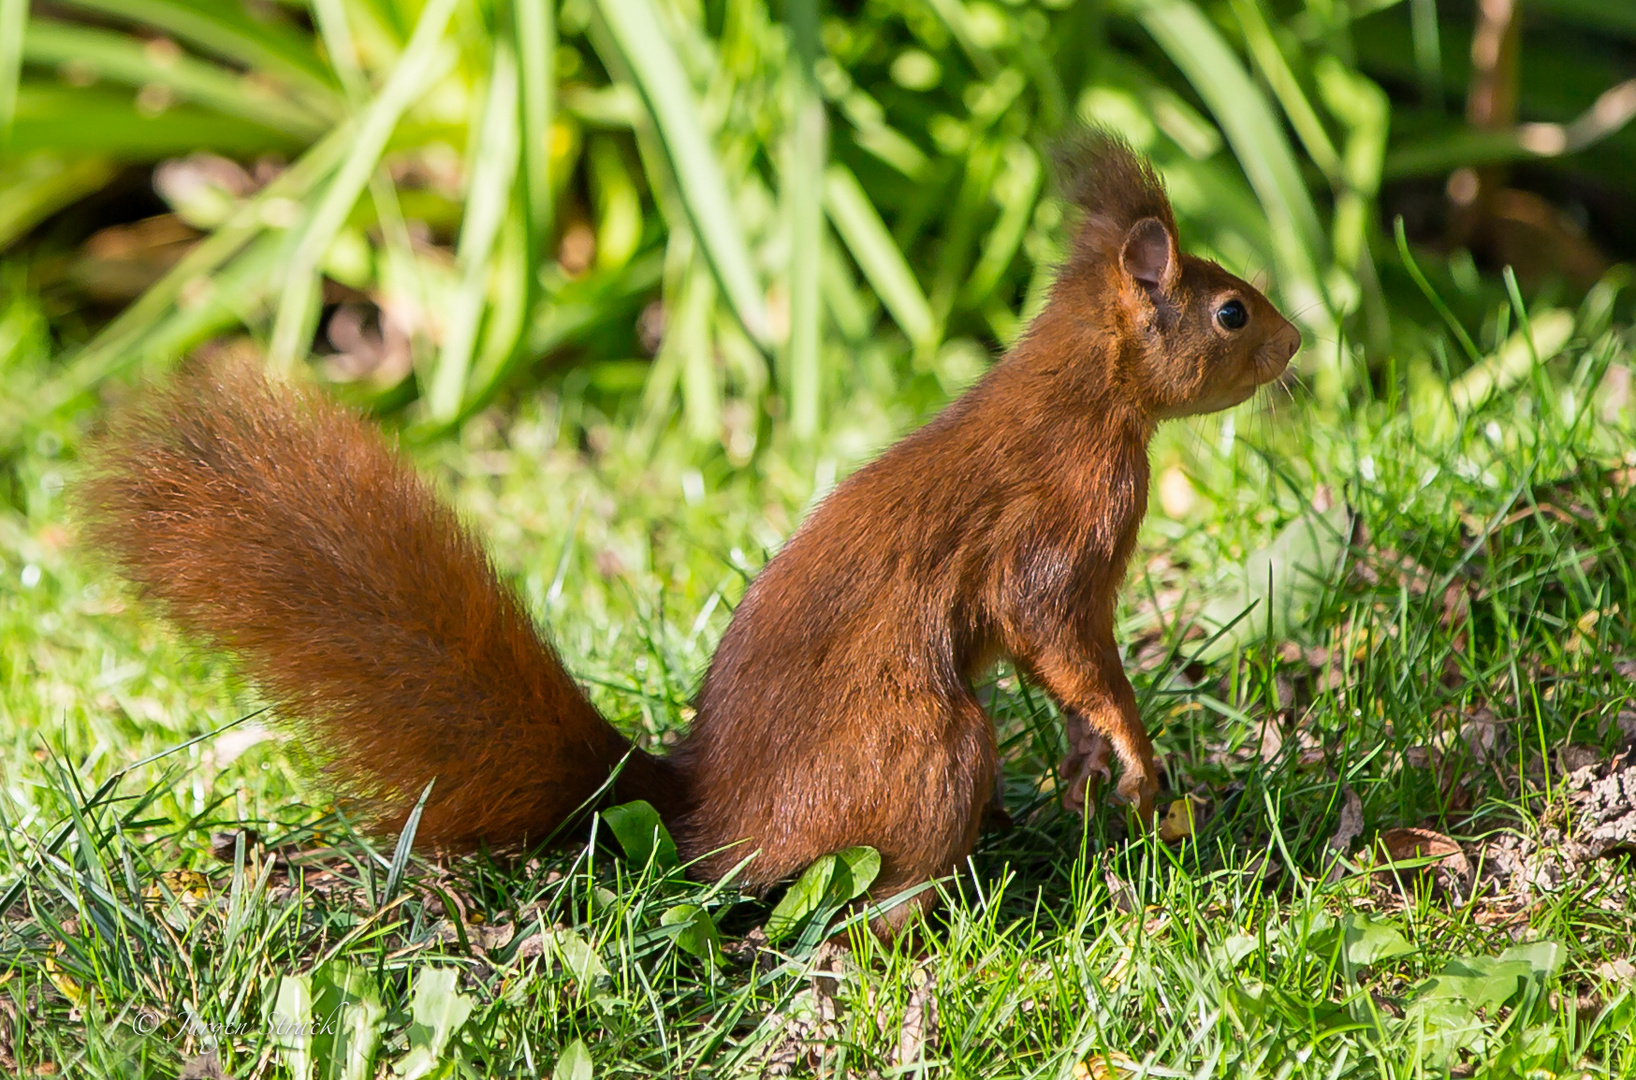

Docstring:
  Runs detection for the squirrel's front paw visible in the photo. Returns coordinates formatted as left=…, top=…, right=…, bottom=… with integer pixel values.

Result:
left=1059, top=729, right=1113, bottom=815
left=1113, top=767, right=1159, bottom=824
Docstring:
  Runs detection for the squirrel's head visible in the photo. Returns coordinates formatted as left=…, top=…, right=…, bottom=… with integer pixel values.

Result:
left=1050, top=131, right=1302, bottom=420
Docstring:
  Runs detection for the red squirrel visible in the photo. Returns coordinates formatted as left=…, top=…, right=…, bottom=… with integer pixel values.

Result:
left=80, top=134, right=1299, bottom=929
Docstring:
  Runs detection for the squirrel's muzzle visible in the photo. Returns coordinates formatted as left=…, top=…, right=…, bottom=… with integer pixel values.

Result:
left=1257, top=321, right=1302, bottom=381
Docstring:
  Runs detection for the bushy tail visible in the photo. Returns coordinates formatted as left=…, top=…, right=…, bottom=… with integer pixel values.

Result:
left=79, top=361, right=670, bottom=850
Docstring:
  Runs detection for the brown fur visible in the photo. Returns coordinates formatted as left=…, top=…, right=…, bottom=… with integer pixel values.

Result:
left=79, top=133, right=1298, bottom=928
left=78, top=364, right=681, bottom=848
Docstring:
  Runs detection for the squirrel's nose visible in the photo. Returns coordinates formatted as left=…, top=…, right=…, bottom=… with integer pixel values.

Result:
left=1274, top=322, right=1302, bottom=364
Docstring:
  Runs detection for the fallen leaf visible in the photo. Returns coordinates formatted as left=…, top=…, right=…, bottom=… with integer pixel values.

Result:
left=1324, top=786, right=1364, bottom=883
left=1073, top=1051, right=1139, bottom=1079
left=889, top=964, right=938, bottom=1069
left=1375, top=828, right=1472, bottom=902
left=178, top=1051, right=227, bottom=1080
left=1104, top=872, right=1138, bottom=914
left=43, top=949, right=84, bottom=1007
left=1157, top=795, right=1205, bottom=842
left=142, top=870, right=211, bottom=908
left=1195, top=503, right=1353, bottom=662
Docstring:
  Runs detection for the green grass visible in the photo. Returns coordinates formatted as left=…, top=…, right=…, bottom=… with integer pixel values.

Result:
left=3, top=279, right=1636, bottom=1077
left=4, top=0, right=1633, bottom=448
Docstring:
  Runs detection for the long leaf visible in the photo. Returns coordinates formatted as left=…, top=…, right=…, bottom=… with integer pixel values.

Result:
left=55, top=0, right=337, bottom=102
left=1125, top=0, right=1329, bottom=324
left=823, top=163, right=935, bottom=349
left=783, top=0, right=826, bottom=438
left=427, top=39, right=521, bottom=421
left=0, top=0, right=25, bottom=147
left=9, top=86, right=304, bottom=157
left=593, top=0, right=769, bottom=347
left=267, top=0, right=459, bottom=368
left=514, top=0, right=556, bottom=268
left=23, top=19, right=330, bottom=136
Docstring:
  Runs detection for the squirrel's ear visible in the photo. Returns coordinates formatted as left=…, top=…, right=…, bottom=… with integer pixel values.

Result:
left=1119, top=217, right=1178, bottom=295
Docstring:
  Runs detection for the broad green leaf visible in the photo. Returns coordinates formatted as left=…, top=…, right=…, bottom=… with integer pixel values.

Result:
left=660, top=903, right=723, bottom=962
left=766, top=852, right=838, bottom=942
left=553, top=1039, right=594, bottom=1080
left=548, top=928, right=615, bottom=1006
left=1309, top=913, right=1414, bottom=969
left=1498, top=940, right=1565, bottom=980
left=601, top=800, right=680, bottom=871
left=834, top=845, right=882, bottom=896
left=765, top=845, right=880, bottom=943
left=272, top=973, right=316, bottom=1080
left=392, top=968, right=474, bottom=1080
left=314, top=963, right=385, bottom=1080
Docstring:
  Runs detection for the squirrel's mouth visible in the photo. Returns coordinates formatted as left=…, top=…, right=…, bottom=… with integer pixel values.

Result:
left=1255, top=323, right=1303, bottom=383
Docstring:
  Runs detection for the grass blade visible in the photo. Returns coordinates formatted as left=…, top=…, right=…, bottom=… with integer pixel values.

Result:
left=23, top=19, right=331, bottom=136
left=594, top=0, right=769, bottom=347
left=1392, top=216, right=1482, bottom=368
left=514, top=0, right=556, bottom=271
left=783, top=0, right=826, bottom=439
left=268, top=0, right=459, bottom=369
left=56, top=0, right=337, bottom=102
left=380, top=781, right=433, bottom=910
left=0, top=0, right=25, bottom=147
left=823, top=162, right=935, bottom=350
left=1126, top=0, right=1329, bottom=323
left=427, top=39, right=521, bottom=421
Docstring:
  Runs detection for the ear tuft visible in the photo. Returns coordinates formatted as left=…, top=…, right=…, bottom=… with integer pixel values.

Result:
left=1120, top=217, right=1177, bottom=292
left=1050, top=127, right=1179, bottom=270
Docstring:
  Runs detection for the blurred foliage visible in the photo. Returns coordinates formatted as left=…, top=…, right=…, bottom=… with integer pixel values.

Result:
left=0, top=0, right=1632, bottom=452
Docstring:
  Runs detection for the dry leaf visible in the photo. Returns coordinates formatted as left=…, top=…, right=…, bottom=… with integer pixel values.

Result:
left=178, top=1051, right=227, bottom=1080
left=1324, top=786, right=1364, bottom=884
left=1374, top=827, right=1472, bottom=901
left=1157, top=795, right=1205, bottom=842
left=43, top=949, right=84, bottom=1008
left=889, top=964, right=938, bottom=1069
left=1104, top=872, right=1138, bottom=914
left=1074, top=1051, right=1139, bottom=1079
left=1594, top=958, right=1636, bottom=986
left=1569, top=758, right=1636, bottom=858
left=142, top=870, right=211, bottom=908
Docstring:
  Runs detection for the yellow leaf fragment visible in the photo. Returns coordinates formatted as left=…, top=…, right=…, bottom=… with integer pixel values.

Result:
left=1073, top=1050, right=1139, bottom=1078
left=1157, top=795, right=1205, bottom=842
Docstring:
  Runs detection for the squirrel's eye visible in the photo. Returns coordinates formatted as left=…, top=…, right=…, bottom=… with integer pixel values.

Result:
left=1216, top=299, right=1248, bottom=331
